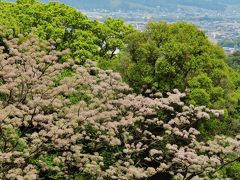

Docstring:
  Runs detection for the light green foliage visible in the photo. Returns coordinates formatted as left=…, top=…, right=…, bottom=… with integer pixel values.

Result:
left=0, top=125, right=27, bottom=152
left=97, top=21, right=240, bottom=137
left=31, top=153, right=64, bottom=180
left=54, top=67, right=75, bottom=86
left=95, top=18, right=134, bottom=60
left=108, top=22, right=240, bottom=112
left=68, top=86, right=92, bottom=105
left=219, top=161, right=240, bottom=180
left=225, top=162, right=240, bottom=179
left=188, top=88, right=211, bottom=106
left=0, top=0, right=133, bottom=62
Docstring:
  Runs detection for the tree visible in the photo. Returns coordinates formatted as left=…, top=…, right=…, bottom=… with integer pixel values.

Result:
left=94, top=18, right=135, bottom=60
left=0, top=1, right=134, bottom=62
left=226, top=51, right=240, bottom=70
left=0, top=28, right=239, bottom=180
left=113, top=22, right=240, bottom=113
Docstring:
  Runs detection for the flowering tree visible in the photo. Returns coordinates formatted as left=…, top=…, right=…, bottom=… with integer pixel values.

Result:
left=0, top=32, right=239, bottom=179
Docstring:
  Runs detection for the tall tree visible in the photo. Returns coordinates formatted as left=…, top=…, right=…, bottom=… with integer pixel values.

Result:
left=0, top=0, right=134, bottom=61
left=115, top=22, right=240, bottom=113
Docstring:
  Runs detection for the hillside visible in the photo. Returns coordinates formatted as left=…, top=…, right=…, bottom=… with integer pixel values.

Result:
left=40, top=0, right=240, bottom=11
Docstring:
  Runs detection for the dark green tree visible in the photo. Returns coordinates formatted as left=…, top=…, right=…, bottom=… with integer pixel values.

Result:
left=226, top=51, right=240, bottom=70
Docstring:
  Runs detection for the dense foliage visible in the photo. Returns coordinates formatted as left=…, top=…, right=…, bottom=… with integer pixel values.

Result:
left=0, top=0, right=134, bottom=62
left=0, top=1, right=240, bottom=179
left=0, top=31, right=239, bottom=180
left=226, top=51, right=240, bottom=70
left=100, top=22, right=240, bottom=137
left=2, top=1, right=239, bottom=115
left=112, top=22, right=240, bottom=111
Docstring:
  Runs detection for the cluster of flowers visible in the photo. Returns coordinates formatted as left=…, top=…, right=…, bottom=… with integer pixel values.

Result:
left=0, top=32, right=239, bottom=180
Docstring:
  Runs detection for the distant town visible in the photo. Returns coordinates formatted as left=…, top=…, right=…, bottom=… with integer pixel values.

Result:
left=81, top=5, right=240, bottom=54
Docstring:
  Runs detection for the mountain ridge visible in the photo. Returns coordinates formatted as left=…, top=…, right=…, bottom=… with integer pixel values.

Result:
left=40, top=0, right=240, bottom=11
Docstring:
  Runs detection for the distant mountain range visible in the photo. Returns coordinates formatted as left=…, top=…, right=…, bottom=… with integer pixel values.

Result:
left=40, top=0, right=240, bottom=11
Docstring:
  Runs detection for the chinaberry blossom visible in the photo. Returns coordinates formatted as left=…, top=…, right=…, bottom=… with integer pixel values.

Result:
left=0, top=31, right=239, bottom=180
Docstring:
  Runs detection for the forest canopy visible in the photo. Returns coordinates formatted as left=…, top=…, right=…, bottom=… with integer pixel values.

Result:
left=111, top=22, right=240, bottom=111
left=0, top=0, right=134, bottom=62
left=0, top=0, right=239, bottom=179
